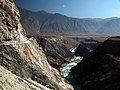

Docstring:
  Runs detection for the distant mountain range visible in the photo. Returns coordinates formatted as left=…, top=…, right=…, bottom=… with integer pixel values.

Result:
left=18, top=7, right=120, bottom=35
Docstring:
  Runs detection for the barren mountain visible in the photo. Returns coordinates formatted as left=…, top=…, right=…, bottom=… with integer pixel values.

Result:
left=97, top=18, right=120, bottom=35
left=18, top=8, right=120, bottom=35
left=19, top=8, right=102, bottom=35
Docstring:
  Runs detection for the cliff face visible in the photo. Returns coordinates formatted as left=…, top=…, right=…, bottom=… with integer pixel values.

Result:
left=0, top=0, right=73, bottom=90
left=75, top=39, right=101, bottom=56
left=0, top=65, right=51, bottom=90
left=36, top=38, right=73, bottom=69
left=71, top=37, right=120, bottom=90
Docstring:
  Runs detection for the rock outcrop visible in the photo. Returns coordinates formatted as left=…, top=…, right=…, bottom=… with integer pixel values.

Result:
left=36, top=37, right=73, bottom=69
left=0, top=0, right=73, bottom=90
left=0, top=65, right=51, bottom=90
left=71, top=37, right=120, bottom=90
left=75, top=39, right=101, bottom=56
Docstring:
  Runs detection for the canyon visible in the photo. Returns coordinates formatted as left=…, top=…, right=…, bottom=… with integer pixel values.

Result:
left=1, top=0, right=120, bottom=90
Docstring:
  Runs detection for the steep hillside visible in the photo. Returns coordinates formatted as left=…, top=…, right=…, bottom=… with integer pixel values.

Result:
left=36, top=37, right=73, bottom=69
left=75, top=39, right=101, bottom=56
left=97, top=18, right=120, bottom=35
left=0, top=65, right=51, bottom=90
left=19, top=8, right=102, bottom=35
left=0, top=0, right=73, bottom=90
left=71, top=37, right=120, bottom=90
left=18, top=8, right=120, bottom=35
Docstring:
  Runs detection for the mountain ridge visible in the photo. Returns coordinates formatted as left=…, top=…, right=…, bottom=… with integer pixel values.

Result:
left=97, top=18, right=120, bottom=35
left=18, top=7, right=120, bottom=35
left=17, top=8, right=105, bottom=35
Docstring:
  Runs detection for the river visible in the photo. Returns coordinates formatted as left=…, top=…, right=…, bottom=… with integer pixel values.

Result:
left=61, top=48, right=83, bottom=90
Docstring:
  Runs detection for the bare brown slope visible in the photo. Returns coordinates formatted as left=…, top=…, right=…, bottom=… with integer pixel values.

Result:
left=72, top=36, right=120, bottom=90
left=19, top=8, right=102, bottom=35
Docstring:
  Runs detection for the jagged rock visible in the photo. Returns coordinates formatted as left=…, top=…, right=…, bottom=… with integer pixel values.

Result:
left=71, top=37, right=120, bottom=90
left=0, top=45, right=60, bottom=89
left=0, top=65, right=51, bottom=90
left=36, top=38, right=73, bottom=69
left=0, top=0, right=73, bottom=90
left=0, top=0, right=20, bottom=41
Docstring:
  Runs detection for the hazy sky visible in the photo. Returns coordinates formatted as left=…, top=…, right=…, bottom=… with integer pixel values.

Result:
left=14, top=0, right=120, bottom=18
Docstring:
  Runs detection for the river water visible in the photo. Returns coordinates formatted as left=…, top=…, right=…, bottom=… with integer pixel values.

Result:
left=61, top=48, right=83, bottom=90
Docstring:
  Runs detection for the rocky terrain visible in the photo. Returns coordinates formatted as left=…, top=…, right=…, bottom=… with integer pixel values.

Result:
left=0, top=0, right=73, bottom=90
left=18, top=7, right=120, bottom=35
left=72, top=37, right=120, bottom=90
left=29, top=34, right=107, bottom=71
left=36, top=37, right=74, bottom=69
left=0, top=65, right=51, bottom=90
left=75, top=39, right=102, bottom=56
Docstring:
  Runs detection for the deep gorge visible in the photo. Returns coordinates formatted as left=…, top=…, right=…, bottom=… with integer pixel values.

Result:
left=61, top=48, right=83, bottom=90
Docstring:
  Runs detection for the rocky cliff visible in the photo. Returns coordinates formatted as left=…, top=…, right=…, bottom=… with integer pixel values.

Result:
left=36, top=37, right=73, bottom=69
left=0, top=65, right=51, bottom=90
left=0, top=0, right=73, bottom=90
left=71, top=37, right=120, bottom=90
left=75, top=39, right=101, bottom=56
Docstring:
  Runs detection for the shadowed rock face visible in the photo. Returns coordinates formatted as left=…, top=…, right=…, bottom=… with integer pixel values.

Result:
left=75, top=39, right=101, bottom=56
left=0, top=0, right=73, bottom=90
left=36, top=38, right=73, bottom=69
left=71, top=37, right=120, bottom=90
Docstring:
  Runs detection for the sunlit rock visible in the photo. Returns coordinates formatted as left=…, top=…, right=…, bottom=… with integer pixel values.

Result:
left=0, top=0, right=74, bottom=90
